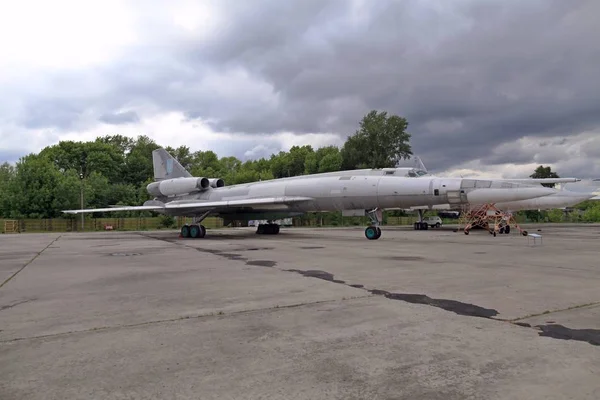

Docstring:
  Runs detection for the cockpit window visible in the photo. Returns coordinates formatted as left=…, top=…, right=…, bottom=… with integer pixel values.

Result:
left=406, top=169, right=429, bottom=177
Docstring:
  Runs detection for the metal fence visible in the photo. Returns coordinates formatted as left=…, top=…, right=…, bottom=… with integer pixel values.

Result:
left=0, top=217, right=225, bottom=234
left=1, top=215, right=427, bottom=234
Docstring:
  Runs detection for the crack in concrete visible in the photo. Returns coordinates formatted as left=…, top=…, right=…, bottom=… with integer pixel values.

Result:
left=510, top=301, right=600, bottom=322
left=0, top=298, right=37, bottom=312
left=138, top=232, right=600, bottom=347
left=0, top=235, right=62, bottom=290
left=0, top=296, right=370, bottom=343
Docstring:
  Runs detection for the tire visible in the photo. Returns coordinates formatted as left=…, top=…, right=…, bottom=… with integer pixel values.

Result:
left=181, top=225, right=190, bottom=238
left=365, top=226, right=379, bottom=240
left=189, top=224, right=200, bottom=238
left=504, top=225, right=510, bottom=234
left=435, top=223, right=441, bottom=228
left=199, top=225, right=206, bottom=238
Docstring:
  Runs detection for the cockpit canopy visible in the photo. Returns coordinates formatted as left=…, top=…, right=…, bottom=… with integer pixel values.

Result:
left=406, top=169, right=430, bottom=177
left=381, top=167, right=430, bottom=177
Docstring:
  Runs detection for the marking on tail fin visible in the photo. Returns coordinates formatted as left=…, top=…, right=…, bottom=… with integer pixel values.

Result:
left=166, top=159, right=173, bottom=176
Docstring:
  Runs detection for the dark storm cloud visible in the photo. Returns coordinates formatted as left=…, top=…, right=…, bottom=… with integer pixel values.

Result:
left=176, top=0, right=599, bottom=171
left=9, top=0, right=600, bottom=175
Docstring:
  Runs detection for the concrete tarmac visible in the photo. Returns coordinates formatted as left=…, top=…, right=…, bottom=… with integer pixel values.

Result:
left=1, top=224, right=599, bottom=399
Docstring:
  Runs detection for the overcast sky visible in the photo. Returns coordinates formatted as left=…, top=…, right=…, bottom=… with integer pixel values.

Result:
left=1, top=0, right=599, bottom=179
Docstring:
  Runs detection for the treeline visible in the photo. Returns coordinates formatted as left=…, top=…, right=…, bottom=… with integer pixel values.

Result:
left=2, top=109, right=599, bottom=222
left=0, top=110, right=413, bottom=218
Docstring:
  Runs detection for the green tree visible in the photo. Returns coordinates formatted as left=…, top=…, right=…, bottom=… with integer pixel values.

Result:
left=270, top=152, right=291, bottom=178
left=341, top=110, right=412, bottom=169
left=304, top=146, right=341, bottom=174
left=124, top=135, right=160, bottom=186
left=165, top=145, right=194, bottom=171
left=287, top=145, right=313, bottom=176
left=6, top=154, right=68, bottom=218
left=0, top=162, right=16, bottom=217
left=96, top=134, right=135, bottom=155
left=530, top=165, right=559, bottom=187
left=39, top=140, right=125, bottom=184
left=318, top=151, right=343, bottom=173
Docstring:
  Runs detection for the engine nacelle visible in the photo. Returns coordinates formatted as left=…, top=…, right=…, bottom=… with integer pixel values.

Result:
left=146, top=177, right=210, bottom=197
left=209, top=178, right=225, bottom=188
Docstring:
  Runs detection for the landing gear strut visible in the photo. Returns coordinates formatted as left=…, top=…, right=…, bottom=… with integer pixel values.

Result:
left=413, top=209, right=428, bottom=230
left=256, top=222, right=280, bottom=235
left=365, top=208, right=383, bottom=240
left=179, top=211, right=210, bottom=239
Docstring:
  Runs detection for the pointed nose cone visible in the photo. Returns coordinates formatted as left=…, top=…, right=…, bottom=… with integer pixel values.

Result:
left=466, top=187, right=557, bottom=204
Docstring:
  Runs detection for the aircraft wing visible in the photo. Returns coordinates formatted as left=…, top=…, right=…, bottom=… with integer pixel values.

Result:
left=62, top=196, right=314, bottom=214
left=164, top=196, right=314, bottom=210
left=62, top=205, right=164, bottom=214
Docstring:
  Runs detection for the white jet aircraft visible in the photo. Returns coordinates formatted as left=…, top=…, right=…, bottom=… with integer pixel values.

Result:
left=63, top=148, right=560, bottom=240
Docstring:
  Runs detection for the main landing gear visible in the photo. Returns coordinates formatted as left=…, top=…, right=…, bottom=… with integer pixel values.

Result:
left=256, top=222, right=280, bottom=235
left=180, top=223, right=206, bottom=239
left=365, top=208, right=383, bottom=240
left=179, top=211, right=210, bottom=239
left=413, top=209, right=428, bottom=230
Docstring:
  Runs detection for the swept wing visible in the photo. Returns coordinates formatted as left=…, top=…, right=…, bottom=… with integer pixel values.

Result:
left=62, top=196, right=314, bottom=214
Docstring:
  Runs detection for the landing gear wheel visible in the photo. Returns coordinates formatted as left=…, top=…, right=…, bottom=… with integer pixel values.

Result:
left=522, top=230, right=528, bottom=236
left=504, top=225, right=510, bottom=234
left=464, top=230, right=470, bottom=235
left=199, top=225, right=206, bottom=238
left=181, top=225, right=190, bottom=238
left=365, top=226, right=380, bottom=240
left=499, top=226, right=505, bottom=234
left=189, top=224, right=200, bottom=238
left=256, top=224, right=265, bottom=234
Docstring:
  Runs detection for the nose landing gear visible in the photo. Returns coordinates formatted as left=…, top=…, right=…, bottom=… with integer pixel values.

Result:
left=365, top=208, right=383, bottom=240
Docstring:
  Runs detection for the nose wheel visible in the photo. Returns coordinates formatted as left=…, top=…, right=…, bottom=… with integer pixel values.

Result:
left=365, top=226, right=382, bottom=240
left=365, top=208, right=383, bottom=240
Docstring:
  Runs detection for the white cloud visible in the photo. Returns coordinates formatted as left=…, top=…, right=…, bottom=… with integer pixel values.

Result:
left=0, top=0, right=137, bottom=73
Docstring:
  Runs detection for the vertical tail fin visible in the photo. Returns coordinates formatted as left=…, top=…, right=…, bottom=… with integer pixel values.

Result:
left=413, top=156, right=428, bottom=173
left=152, top=148, right=192, bottom=181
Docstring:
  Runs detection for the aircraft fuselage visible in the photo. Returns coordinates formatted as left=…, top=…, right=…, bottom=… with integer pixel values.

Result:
left=153, top=175, right=555, bottom=219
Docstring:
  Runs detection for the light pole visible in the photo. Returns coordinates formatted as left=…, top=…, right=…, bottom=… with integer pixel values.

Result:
left=79, top=170, right=84, bottom=231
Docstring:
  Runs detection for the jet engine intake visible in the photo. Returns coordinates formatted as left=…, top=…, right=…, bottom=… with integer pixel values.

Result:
left=209, top=178, right=225, bottom=188
left=146, top=177, right=210, bottom=197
